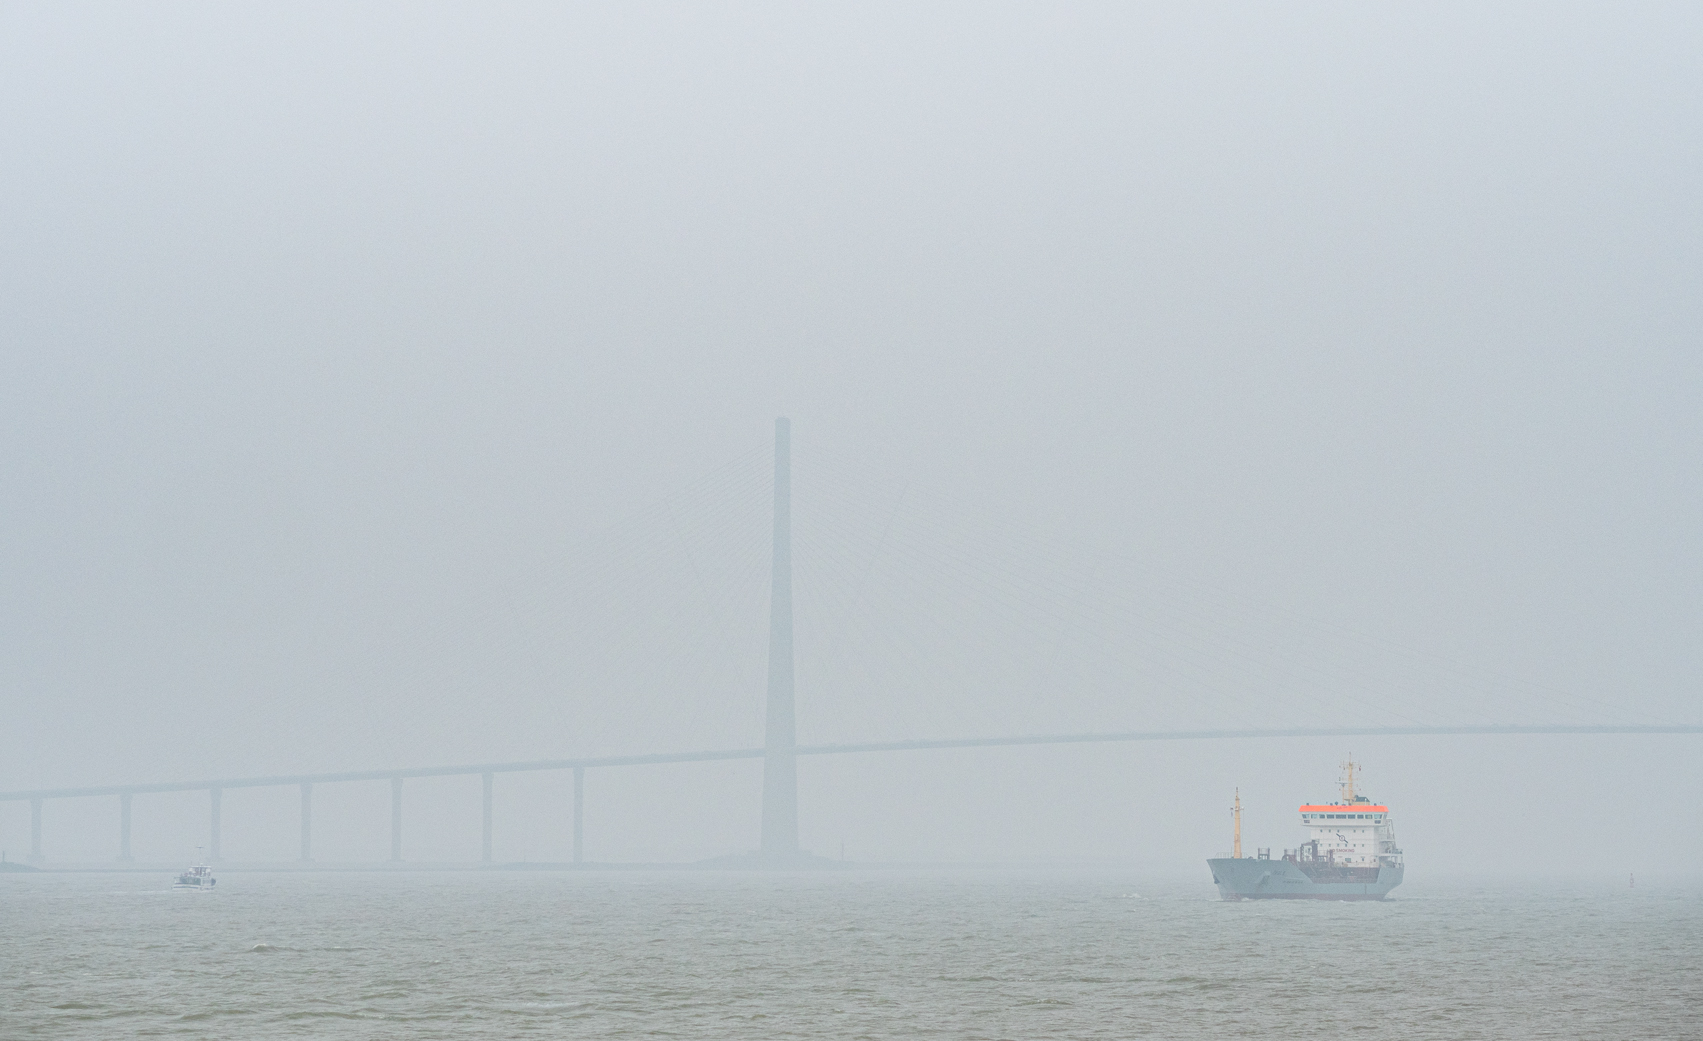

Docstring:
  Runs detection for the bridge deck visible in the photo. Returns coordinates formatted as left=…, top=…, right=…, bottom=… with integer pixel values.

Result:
left=4, top=724, right=1698, bottom=801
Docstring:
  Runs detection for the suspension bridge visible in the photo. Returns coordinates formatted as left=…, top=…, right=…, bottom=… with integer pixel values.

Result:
left=4, top=420, right=1696, bottom=865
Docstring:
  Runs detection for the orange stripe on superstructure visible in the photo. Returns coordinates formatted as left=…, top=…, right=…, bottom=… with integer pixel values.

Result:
left=1298, top=805, right=1388, bottom=813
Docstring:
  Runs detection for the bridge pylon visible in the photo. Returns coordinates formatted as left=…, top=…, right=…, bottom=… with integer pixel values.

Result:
left=760, top=417, right=799, bottom=858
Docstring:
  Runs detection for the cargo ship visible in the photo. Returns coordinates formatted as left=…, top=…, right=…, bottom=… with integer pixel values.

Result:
left=1207, top=759, right=1404, bottom=900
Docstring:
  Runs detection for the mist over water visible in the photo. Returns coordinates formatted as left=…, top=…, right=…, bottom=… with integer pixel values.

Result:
left=4, top=871, right=1698, bottom=1039
left=4, top=2, right=1702, bottom=1036
left=4, top=0, right=1701, bottom=872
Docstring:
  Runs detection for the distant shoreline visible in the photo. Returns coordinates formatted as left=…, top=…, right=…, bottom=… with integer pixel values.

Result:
left=0, top=859, right=1158, bottom=874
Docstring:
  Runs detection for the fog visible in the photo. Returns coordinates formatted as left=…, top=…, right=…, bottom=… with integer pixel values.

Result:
left=2, top=3, right=1699, bottom=874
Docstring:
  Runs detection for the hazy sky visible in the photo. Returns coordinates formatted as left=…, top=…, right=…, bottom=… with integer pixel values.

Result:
left=2, top=3, right=1699, bottom=870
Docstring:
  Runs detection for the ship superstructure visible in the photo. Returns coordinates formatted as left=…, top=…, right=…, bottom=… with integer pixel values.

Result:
left=1206, top=759, right=1404, bottom=900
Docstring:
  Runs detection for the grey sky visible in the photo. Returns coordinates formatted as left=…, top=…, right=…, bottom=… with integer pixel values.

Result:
left=2, top=3, right=1699, bottom=870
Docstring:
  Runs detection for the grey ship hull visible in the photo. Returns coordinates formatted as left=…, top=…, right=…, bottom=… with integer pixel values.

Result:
left=1207, top=857, right=1403, bottom=900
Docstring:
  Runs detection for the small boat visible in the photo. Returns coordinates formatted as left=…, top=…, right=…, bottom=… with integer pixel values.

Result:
left=173, top=852, right=217, bottom=891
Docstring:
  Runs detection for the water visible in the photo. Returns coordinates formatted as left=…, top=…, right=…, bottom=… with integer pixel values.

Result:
left=3, top=870, right=1698, bottom=1038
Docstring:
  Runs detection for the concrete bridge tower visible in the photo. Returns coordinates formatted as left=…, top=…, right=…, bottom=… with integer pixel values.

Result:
left=759, top=417, right=799, bottom=857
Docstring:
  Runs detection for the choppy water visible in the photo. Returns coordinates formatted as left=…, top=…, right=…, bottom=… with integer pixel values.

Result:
left=2, top=870, right=1698, bottom=1038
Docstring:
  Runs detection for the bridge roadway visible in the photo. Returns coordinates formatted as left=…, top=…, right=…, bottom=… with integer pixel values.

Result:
left=3, top=724, right=1698, bottom=801
left=5, top=724, right=1698, bottom=864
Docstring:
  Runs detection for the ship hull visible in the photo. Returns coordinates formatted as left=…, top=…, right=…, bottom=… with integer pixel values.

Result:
left=1207, top=857, right=1403, bottom=900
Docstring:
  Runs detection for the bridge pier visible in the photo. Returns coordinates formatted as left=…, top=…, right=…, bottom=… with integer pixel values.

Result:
left=390, top=777, right=403, bottom=862
left=119, top=793, right=132, bottom=861
left=209, top=788, right=222, bottom=861
left=299, top=783, right=312, bottom=862
left=573, top=766, right=584, bottom=865
left=482, top=772, right=493, bottom=863
left=29, top=797, right=43, bottom=863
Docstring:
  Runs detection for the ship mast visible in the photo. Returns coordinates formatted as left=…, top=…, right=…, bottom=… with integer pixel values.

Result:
left=1232, top=788, right=1242, bottom=859
left=1340, top=756, right=1358, bottom=802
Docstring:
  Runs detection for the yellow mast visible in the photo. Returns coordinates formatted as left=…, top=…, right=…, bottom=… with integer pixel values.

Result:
left=1232, top=788, right=1242, bottom=859
left=1340, top=756, right=1358, bottom=802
